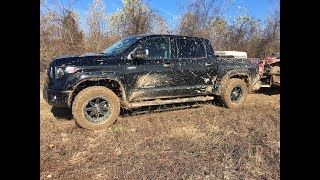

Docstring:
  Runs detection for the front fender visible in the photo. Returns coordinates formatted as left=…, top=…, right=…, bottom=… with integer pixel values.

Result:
left=64, top=71, right=131, bottom=107
left=65, top=71, right=125, bottom=91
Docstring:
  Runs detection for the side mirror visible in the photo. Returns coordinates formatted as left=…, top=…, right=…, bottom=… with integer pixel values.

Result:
left=131, top=49, right=149, bottom=60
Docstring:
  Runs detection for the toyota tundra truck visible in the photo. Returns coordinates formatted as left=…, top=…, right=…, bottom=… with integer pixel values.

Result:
left=43, top=34, right=260, bottom=129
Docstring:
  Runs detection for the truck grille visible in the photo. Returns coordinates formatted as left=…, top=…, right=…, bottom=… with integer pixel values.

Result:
left=46, top=66, right=54, bottom=86
left=49, top=66, right=53, bottom=78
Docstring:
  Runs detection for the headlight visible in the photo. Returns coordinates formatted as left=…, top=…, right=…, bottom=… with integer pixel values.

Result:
left=55, top=66, right=78, bottom=79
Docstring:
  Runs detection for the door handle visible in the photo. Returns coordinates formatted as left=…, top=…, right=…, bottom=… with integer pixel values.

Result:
left=205, top=62, right=213, bottom=67
left=163, top=63, right=173, bottom=67
left=127, top=66, right=137, bottom=70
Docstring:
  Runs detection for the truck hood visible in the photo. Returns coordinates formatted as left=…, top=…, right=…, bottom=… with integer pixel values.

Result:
left=55, top=53, right=102, bottom=59
left=50, top=53, right=122, bottom=67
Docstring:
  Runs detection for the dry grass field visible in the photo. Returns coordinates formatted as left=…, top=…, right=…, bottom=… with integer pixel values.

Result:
left=40, top=74, right=280, bottom=179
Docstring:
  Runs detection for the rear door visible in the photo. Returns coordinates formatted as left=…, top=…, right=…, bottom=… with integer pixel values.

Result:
left=171, top=37, right=215, bottom=96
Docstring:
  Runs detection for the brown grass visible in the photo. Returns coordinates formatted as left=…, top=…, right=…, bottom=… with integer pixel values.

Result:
left=40, top=76, right=279, bottom=179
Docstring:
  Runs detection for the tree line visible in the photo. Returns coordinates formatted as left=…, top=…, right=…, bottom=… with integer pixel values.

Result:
left=40, top=0, right=280, bottom=71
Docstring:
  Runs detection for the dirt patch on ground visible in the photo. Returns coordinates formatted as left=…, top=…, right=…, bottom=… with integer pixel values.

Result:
left=40, top=80, right=280, bottom=179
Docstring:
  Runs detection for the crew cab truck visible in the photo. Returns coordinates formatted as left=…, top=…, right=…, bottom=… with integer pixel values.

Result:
left=43, top=35, right=260, bottom=129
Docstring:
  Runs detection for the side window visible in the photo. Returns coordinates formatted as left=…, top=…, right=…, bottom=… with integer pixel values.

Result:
left=145, top=37, right=170, bottom=60
left=204, top=40, right=214, bottom=58
left=176, top=39, right=206, bottom=58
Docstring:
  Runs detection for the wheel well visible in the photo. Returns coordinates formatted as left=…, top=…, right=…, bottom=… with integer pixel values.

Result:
left=70, top=79, right=122, bottom=106
left=230, top=74, right=249, bottom=85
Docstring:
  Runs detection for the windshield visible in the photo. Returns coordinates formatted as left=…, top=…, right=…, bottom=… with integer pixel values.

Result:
left=101, top=36, right=141, bottom=55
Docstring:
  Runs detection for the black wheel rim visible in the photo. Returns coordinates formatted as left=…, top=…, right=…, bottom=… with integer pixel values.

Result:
left=83, top=97, right=112, bottom=123
left=230, top=85, right=243, bottom=102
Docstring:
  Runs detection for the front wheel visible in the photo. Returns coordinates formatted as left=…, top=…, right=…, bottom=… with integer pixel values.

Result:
left=72, top=86, right=120, bottom=130
left=219, top=78, right=248, bottom=109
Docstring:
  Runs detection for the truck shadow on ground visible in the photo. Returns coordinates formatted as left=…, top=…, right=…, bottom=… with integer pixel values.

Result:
left=51, top=107, right=74, bottom=120
left=51, top=101, right=212, bottom=120
left=256, top=87, right=280, bottom=95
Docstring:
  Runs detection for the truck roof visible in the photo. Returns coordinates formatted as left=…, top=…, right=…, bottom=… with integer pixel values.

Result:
left=132, top=34, right=210, bottom=41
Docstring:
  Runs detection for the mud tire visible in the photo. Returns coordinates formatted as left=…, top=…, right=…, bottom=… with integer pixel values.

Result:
left=72, top=86, right=120, bottom=130
left=219, top=78, right=248, bottom=109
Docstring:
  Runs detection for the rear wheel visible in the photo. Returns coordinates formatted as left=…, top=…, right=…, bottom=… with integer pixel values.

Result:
left=72, top=86, right=120, bottom=130
left=219, top=78, right=248, bottom=109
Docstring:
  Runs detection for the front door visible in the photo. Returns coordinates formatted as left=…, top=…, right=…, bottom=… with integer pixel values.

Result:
left=123, top=36, right=175, bottom=102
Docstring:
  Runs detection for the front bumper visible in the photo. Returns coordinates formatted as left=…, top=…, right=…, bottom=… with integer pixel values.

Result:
left=43, top=83, right=72, bottom=107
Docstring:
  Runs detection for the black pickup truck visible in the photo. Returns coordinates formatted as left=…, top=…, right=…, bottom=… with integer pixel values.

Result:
left=43, top=34, right=260, bottom=129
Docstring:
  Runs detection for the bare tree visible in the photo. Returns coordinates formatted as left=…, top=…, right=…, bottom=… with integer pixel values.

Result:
left=61, top=10, right=85, bottom=52
left=151, top=15, right=172, bottom=34
left=86, top=0, right=109, bottom=52
left=178, top=0, right=233, bottom=38
left=262, top=5, right=280, bottom=56
left=108, top=0, right=162, bottom=37
left=177, top=0, right=280, bottom=58
left=40, top=0, right=84, bottom=70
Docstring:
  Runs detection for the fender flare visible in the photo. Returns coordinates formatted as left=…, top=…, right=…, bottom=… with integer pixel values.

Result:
left=68, top=73, right=129, bottom=107
left=214, top=69, right=251, bottom=95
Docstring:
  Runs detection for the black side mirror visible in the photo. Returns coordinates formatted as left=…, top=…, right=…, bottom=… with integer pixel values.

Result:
left=131, top=49, right=148, bottom=60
